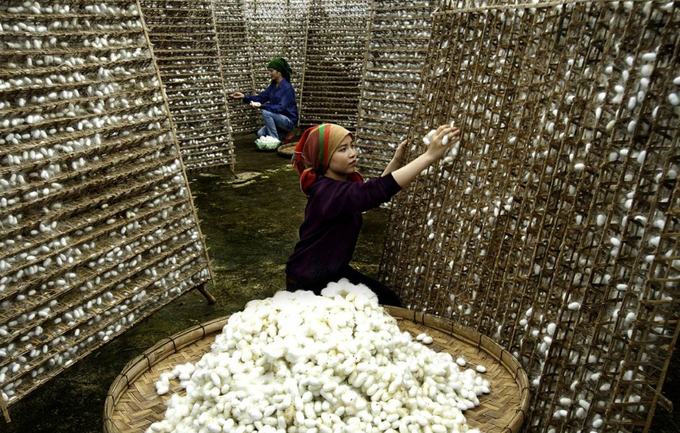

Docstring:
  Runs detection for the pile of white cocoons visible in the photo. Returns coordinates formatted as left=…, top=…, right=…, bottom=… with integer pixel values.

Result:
left=147, top=280, right=489, bottom=433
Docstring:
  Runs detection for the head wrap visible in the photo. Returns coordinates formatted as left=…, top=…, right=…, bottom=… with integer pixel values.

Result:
left=267, top=57, right=292, bottom=82
left=292, top=124, right=363, bottom=195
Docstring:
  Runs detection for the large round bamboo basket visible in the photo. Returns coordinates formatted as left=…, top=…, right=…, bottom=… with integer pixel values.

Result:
left=276, top=142, right=296, bottom=158
left=103, top=306, right=530, bottom=433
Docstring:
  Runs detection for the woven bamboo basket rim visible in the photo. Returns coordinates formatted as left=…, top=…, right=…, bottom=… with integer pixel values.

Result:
left=103, top=306, right=529, bottom=433
left=277, top=142, right=296, bottom=157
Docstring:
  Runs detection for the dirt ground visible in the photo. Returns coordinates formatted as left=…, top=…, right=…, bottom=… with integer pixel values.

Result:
left=0, top=134, right=677, bottom=433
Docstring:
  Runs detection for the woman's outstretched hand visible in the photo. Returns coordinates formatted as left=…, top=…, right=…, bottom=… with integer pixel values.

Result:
left=425, top=125, right=460, bottom=161
left=391, top=124, right=461, bottom=188
left=229, top=92, right=244, bottom=99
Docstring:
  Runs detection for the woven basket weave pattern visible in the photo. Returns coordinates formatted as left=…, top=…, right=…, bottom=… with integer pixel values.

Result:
left=104, top=308, right=530, bottom=433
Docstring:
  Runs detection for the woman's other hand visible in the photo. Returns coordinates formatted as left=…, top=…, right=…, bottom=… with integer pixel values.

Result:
left=392, top=140, right=407, bottom=166
left=250, top=101, right=261, bottom=108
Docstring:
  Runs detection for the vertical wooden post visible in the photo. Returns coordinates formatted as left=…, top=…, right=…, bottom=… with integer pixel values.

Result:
left=297, top=0, right=313, bottom=128
left=355, top=0, right=376, bottom=137
left=209, top=0, right=237, bottom=173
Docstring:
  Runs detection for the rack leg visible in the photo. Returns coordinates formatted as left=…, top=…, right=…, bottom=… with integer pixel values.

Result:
left=197, top=284, right=217, bottom=305
left=0, top=391, right=11, bottom=423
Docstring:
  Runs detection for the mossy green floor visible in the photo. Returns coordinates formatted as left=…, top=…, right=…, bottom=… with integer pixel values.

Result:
left=0, top=135, right=677, bottom=432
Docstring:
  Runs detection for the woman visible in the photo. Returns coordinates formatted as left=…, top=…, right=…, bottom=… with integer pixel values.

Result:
left=286, top=123, right=460, bottom=305
left=230, top=57, right=298, bottom=144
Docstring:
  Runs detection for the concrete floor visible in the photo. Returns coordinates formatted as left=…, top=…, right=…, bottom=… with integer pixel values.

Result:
left=0, top=134, right=677, bottom=432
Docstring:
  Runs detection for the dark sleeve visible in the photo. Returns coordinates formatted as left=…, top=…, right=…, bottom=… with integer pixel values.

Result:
left=318, top=174, right=402, bottom=218
left=244, top=83, right=273, bottom=104
left=262, top=84, right=295, bottom=114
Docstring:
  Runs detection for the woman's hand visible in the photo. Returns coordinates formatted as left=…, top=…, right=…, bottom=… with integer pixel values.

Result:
left=230, top=92, right=244, bottom=99
left=392, top=140, right=407, bottom=165
left=250, top=101, right=261, bottom=108
left=382, top=140, right=408, bottom=176
left=391, top=125, right=461, bottom=188
left=424, top=125, right=460, bottom=162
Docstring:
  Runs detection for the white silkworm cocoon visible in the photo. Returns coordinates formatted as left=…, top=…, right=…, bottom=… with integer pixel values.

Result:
left=567, top=302, right=580, bottom=311
left=423, top=129, right=436, bottom=145
left=147, top=282, right=487, bottom=433
left=546, top=323, right=556, bottom=335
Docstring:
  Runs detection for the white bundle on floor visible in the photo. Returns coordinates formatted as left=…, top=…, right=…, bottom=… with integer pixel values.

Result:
left=147, top=280, right=488, bottom=433
left=255, top=135, right=281, bottom=150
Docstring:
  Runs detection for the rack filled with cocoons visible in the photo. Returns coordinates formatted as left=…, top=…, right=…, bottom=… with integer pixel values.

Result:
left=380, top=1, right=680, bottom=432
left=211, top=0, right=261, bottom=135
left=0, top=0, right=213, bottom=406
left=104, top=282, right=529, bottom=433
left=354, top=0, right=437, bottom=178
left=299, top=0, right=371, bottom=129
left=138, top=0, right=235, bottom=171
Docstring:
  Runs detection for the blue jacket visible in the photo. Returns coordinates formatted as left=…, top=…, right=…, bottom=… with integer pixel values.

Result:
left=244, top=79, right=298, bottom=124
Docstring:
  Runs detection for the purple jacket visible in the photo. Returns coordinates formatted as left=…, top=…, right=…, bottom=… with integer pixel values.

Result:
left=286, top=173, right=402, bottom=284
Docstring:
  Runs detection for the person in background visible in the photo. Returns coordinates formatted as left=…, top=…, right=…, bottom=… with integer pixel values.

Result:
left=230, top=57, right=298, bottom=144
left=286, top=123, right=460, bottom=306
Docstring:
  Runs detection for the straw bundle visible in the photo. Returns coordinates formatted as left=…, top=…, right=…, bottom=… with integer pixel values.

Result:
left=380, top=2, right=680, bottom=432
left=0, top=0, right=212, bottom=406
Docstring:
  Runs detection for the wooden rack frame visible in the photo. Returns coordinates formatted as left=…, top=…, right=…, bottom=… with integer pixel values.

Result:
left=0, top=0, right=214, bottom=407
left=379, top=2, right=680, bottom=432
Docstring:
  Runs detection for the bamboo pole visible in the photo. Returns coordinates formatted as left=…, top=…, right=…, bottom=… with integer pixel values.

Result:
left=209, top=0, right=236, bottom=174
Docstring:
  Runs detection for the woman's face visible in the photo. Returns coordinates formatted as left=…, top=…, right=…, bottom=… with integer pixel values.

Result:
left=326, top=135, right=358, bottom=180
left=268, top=68, right=282, bottom=81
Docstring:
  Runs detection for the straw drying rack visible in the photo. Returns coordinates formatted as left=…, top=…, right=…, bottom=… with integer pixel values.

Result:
left=137, top=0, right=236, bottom=172
left=380, top=1, right=680, bottom=432
left=0, top=0, right=215, bottom=411
left=103, top=306, right=530, bottom=433
left=354, top=0, right=437, bottom=178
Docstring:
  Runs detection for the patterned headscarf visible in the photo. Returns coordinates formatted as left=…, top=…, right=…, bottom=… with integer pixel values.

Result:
left=292, top=124, right=363, bottom=195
